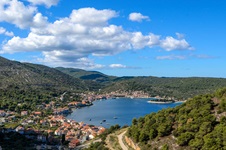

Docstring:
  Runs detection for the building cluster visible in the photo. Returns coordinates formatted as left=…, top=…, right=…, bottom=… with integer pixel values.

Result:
left=0, top=109, right=105, bottom=149
left=0, top=91, right=149, bottom=149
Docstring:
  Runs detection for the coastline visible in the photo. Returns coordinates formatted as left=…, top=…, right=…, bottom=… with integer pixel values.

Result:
left=147, top=100, right=174, bottom=104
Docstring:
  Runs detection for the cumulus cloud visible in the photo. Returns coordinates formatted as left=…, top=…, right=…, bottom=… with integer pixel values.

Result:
left=38, top=52, right=105, bottom=69
left=0, top=0, right=37, bottom=29
left=156, top=55, right=186, bottom=60
left=0, top=4, right=193, bottom=69
left=160, top=36, right=193, bottom=51
left=129, top=12, right=150, bottom=22
left=0, top=27, right=14, bottom=37
left=27, top=0, right=59, bottom=8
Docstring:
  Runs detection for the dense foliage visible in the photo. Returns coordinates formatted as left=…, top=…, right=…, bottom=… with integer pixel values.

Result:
left=56, top=67, right=116, bottom=84
left=0, top=56, right=98, bottom=112
left=0, top=86, right=82, bottom=112
left=0, top=132, right=35, bottom=149
left=127, top=88, right=226, bottom=149
left=56, top=67, right=226, bottom=100
left=102, top=77, right=226, bottom=99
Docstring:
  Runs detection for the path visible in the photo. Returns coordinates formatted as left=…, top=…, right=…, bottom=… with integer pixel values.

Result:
left=75, top=139, right=101, bottom=150
left=118, top=130, right=128, bottom=150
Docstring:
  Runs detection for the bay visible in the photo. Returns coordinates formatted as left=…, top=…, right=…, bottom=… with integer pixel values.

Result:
left=66, top=98, right=182, bottom=128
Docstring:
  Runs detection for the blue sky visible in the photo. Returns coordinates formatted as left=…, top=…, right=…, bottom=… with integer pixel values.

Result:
left=0, top=0, right=226, bottom=77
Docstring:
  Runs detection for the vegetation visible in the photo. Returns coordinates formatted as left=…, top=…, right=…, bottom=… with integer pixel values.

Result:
left=0, top=56, right=96, bottom=112
left=0, top=57, right=89, bottom=91
left=1, top=56, right=226, bottom=149
left=84, top=124, right=121, bottom=150
left=56, top=67, right=116, bottom=84
left=102, top=77, right=226, bottom=99
left=0, top=132, right=35, bottom=150
left=57, top=67, right=226, bottom=99
left=127, top=88, right=226, bottom=149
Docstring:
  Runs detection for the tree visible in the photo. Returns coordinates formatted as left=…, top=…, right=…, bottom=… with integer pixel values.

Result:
left=177, top=132, right=194, bottom=146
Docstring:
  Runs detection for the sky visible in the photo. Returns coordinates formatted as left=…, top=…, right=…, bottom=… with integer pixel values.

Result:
left=0, top=0, right=226, bottom=77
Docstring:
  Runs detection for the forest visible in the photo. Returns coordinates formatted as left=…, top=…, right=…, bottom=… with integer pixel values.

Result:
left=127, top=88, right=226, bottom=149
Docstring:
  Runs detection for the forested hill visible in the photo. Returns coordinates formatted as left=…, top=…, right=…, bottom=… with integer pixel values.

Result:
left=127, top=88, right=226, bottom=150
left=56, top=67, right=117, bottom=83
left=102, top=77, right=226, bottom=99
left=1, top=56, right=226, bottom=100
left=55, top=67, right=226, bottom=100
left=0, top=56, right=87, bottom=91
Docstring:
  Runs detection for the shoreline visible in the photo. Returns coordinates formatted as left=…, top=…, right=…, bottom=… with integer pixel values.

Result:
left=147, top=101, right=174, bottom=104
left=147, top=99, right=186, bottom=104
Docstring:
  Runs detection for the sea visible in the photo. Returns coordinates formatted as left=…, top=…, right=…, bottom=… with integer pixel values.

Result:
left=66, top=98, right=182, bottom=128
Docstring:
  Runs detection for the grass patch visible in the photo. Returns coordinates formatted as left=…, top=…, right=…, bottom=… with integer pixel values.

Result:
left=4, top=122, right=20, bottom=129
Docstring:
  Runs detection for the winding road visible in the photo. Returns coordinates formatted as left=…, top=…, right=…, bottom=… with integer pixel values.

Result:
left=118, top=130, right=128, bottom=150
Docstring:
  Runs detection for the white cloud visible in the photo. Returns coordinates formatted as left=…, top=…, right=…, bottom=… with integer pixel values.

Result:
left=0, top=27, right=14, bottom=37
left=131, top=32, right=160, bottom=49
left=0, top=27, right=6, bottom=34
left=0, top=5, right=193, bottom=69
left=109, top=64, right=127, bottom=69
left=156, top=54, right=215, bottom=60
left=0, top=0, right=37, bottom=29
left=156, top=55, right=186, bottom=60
left=129, top=12, right=150, bottom=22
left=27, top=0, right=59, bottom=8
left=5, top=31, right=14, bottom=37
left=70, top=8, right=117, bottom=26
left=160, top=36, right=193, bottom=51
left=38, top=51, right=105, bottom=69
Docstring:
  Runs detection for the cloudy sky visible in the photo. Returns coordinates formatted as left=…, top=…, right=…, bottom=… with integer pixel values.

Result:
left=0, top=0, right=226, bottom=77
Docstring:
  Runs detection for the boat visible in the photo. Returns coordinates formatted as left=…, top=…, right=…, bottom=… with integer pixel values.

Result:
left=102, top=119, right=106, bottom=122
left=113, top=116, right=117, bottom=119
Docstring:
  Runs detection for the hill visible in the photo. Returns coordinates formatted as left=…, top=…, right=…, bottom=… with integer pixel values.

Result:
left=127, top=88, right=226, bottom=149
left=56, top=67, right=116, bottom=83
left=56, top=67, right=226, bottom=99
left=102, top=76, right=226, bottom=99
left=0, top=56, right=100, bottom=111
left=0, top=56, right=87, bottom=90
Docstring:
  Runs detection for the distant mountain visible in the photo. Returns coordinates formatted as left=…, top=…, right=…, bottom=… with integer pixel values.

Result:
left=56, top=67, right=117, bottom=83
left=0, top=56, right=87, bottom=91
left=127, top=88, right=226, bottom=149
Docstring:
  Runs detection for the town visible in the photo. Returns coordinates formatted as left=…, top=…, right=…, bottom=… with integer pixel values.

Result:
left=0, top=90, right=150, bottom=149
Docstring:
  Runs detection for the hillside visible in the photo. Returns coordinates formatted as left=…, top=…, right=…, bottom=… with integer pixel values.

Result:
left=0, top=56, right=97, bottom=111
left=102, top=76, right=226, bottom=99
left=127, top=88, right=226, bottom=150
left=0, top=56, right=88, bottom=91
left=56, top=67, right=116, bottom=83
left=56, top=66, right=226, bottom=100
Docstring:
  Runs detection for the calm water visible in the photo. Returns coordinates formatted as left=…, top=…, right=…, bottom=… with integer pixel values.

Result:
left=67, top=98, right=182, bottom=128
